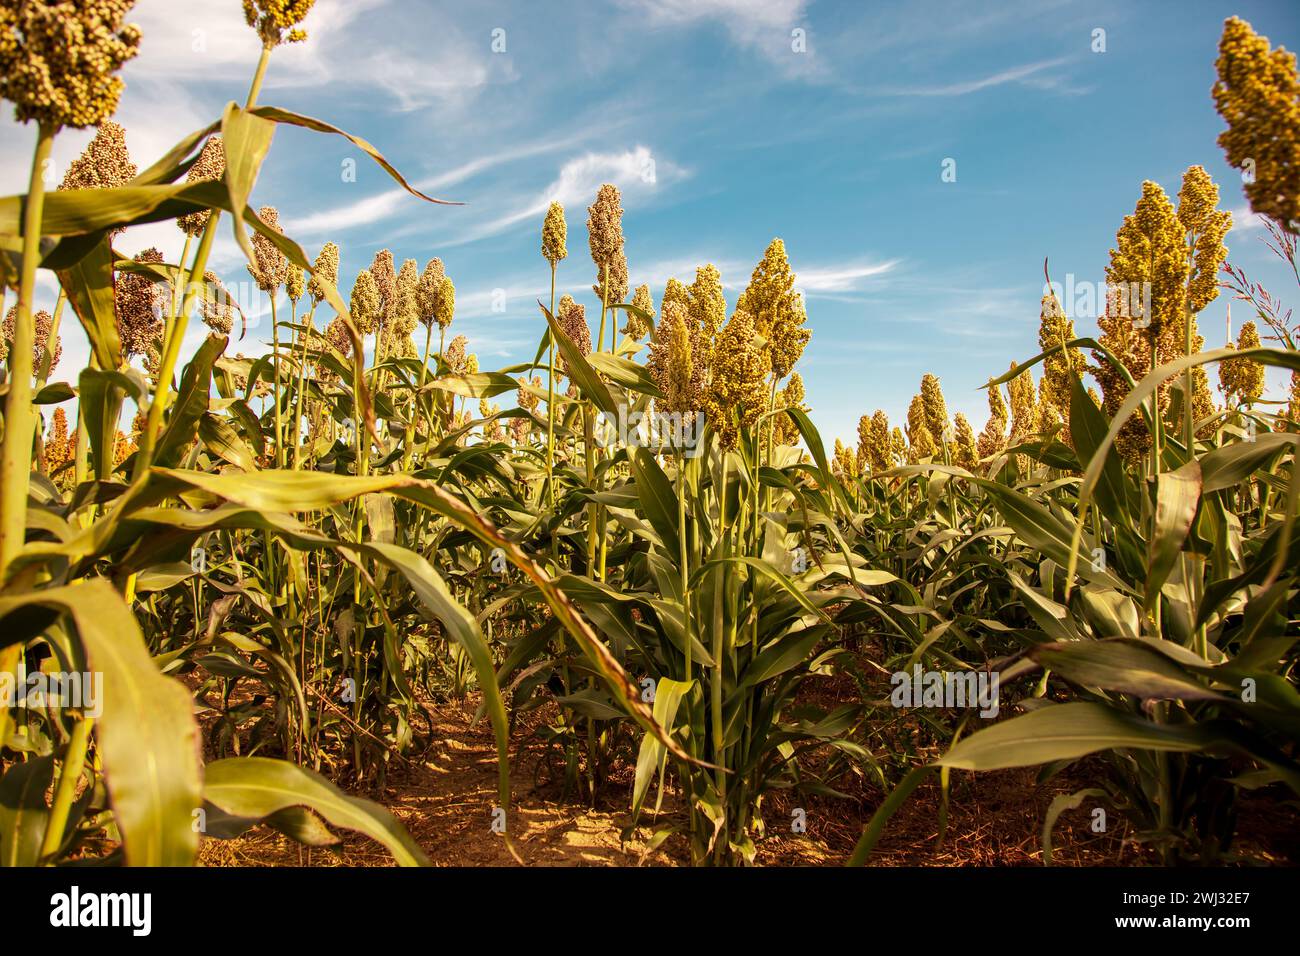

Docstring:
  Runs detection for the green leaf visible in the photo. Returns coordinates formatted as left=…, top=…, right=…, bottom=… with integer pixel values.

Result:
left=156, top=333, right=227, bottom=468
left=1030, top=639, right=1225, bottom=702
left=541, top=301, right=617, bottom=415
left=1041, top=788, right=1107, bottom=866
left=203, top=757, right=429, bottom=866
left=0, top=757, right=55, bottom=867
left=0, top=581, right=202, bottom=865
left=934, top=701, right=1225, bottom=771
left=628, top=447, right=680, bottom=557
left=55, top=237, right=121, bottom=370
left=632, top=678, right=692, bottom=817
left=1145, top=460, right=1201, bottom=612
left=198, top=412, right=258, bottom=471
left=220, top=103, right=277, bottom=265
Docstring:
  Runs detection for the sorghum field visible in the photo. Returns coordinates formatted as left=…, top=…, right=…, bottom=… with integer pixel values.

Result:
left=1, top=1, right=1298, bottom=875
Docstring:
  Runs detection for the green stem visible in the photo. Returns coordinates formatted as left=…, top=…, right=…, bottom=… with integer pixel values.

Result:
left=40, top=716, right=93, bottom=863
left=546, top=263, right=557, bottom=524
left=293, top=302, right=317, bottom=471
left=0, top=121, right=56, bottom=582
left=272, top=294, right=284, bottom=468
left=402, top=319, right=434, bottom=472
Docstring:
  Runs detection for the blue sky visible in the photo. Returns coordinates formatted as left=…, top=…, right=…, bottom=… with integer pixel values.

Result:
left=3, top=0, right=1297, bottom=445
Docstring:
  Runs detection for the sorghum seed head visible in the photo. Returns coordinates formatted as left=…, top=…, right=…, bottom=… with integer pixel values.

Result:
left=1213, top=17, right=1300, bottom=228
left=444, top=334, right=468, bottom=373
left=369, top=249, right=396, bottom=314
left=2, top=305, right=61, bottom=372
left=114, top=247, right=166, bottom=358
left=349, top=269, right=380, bottom=335
left=920, top=373, right=949, bottom=446
left=243, top=0, right=315, bottom=49
left=647, top=300, right=698, bottom=418
left=542, top=201, right=567, bottom=264
left=416, top=257, right=444, bottom=328
left=1220, top=320, right=1266, bottom=404
left=517, top=375, right=541, bottom=413
left=623, top=283, right=654, bottom=340
left=556, top=296, right=591, bottom=374
left=704, top=308, right=769, bottom=451
left=391, top=258, right=419, bottom=336
left=177, top=135, right=226, bottom=237
left=0, top=0, right=142, bottom=128
left=248, top=205, right=288, bottom=293
left=1177, top=165, right=1232, bottom=314
left=587, top=183, right=625, bottom=285
left=433, top=274, right=455, bottom=331
left=200, top=272, right=235, bottom=335
left=59, top=120, right=135, bottom=190
left=906, top=393, right=936, bottom=462
left=307, top=241, right=339, bottom=304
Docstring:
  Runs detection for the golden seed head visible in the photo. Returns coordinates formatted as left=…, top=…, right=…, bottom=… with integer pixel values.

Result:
left=1037, top=288, right=1082, bottom=420
left=466, top=353, right=478, bottom=375
left=349, top=268, right=380, bottom=334
left=587, top=183, right=625, bottom=286
left=307, top=241, right=338, bottom=303
left=556, top=296, right=591, bottom=374
left=919, top=373, right=949, bottom=446
left=60, top=120, right=136, bottom=189
left=517, top=375, right=541, bottom=413
left=661, top=277, right=689, bottom=316
left=286, top=263, right=305, bottom=302
left=200, top=271, right=235, bottom=335
left=433, top=274, right=455, bottom=330
left=593, top=244, right=629, bottom=303
left=1006, top=362, right=1038, bottom=445
left=0, top=0, right=141, bottom=128
left=177, top=135, right=226, bottom=236
left=416, top=257, right=444, bottom=328
left=704, top=308, right=769, bottom=451
left=510, top=416, right=530, bottom=445
left=243, top=0, right=315, bottom=48
left=773, top=372, right=808, bottom=446
left=1220, top=320, right=1266, bottom=404
left=832, top=438, right=859, bottom=480
left=977, top=378, right=1009, bottom=459
left=247, top=205, right=288, bottom=293
left=391, top=258, right=419, bottom=336
left=1177, top=166, right=1233, bottom=314
left=114, top=246, right=165, bottom=358
left=739, top=239, right=808, bottom=378
left=542, top=201, right=568, bottom=264
left=860, top=409, right=891, bottom=472
left=322, top=314, right=352, bottom=358
left=2, top=305, right=61, bottom=372
left=1213, top=17, right=1300, bottom=228
left=952, top=413, right=977, bottom=468
left=444, top=334, right=468, bottom=373
left=906, top=393, right=935, bottom=462
left=647, top=300, right=699, bottom=418
left=622, top=283, right=654, bottom=340
left=688, top=264, right=726, bottom=374
left=369, top=249, right=396, bottom=314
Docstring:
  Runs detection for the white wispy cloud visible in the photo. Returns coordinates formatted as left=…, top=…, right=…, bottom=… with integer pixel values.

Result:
left=618, top=0, right=817, bottom=74
left=124, top=0, right=504, bottom=111
left=796, top=259, right=902, bottom=294
left=441, top=145, right=688, bottom=247
left=285, top=138, right=573, bottom=235
left=871, top=57, right=1073, bottom=97
left=1229, top=205, right=1265, bottom=233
